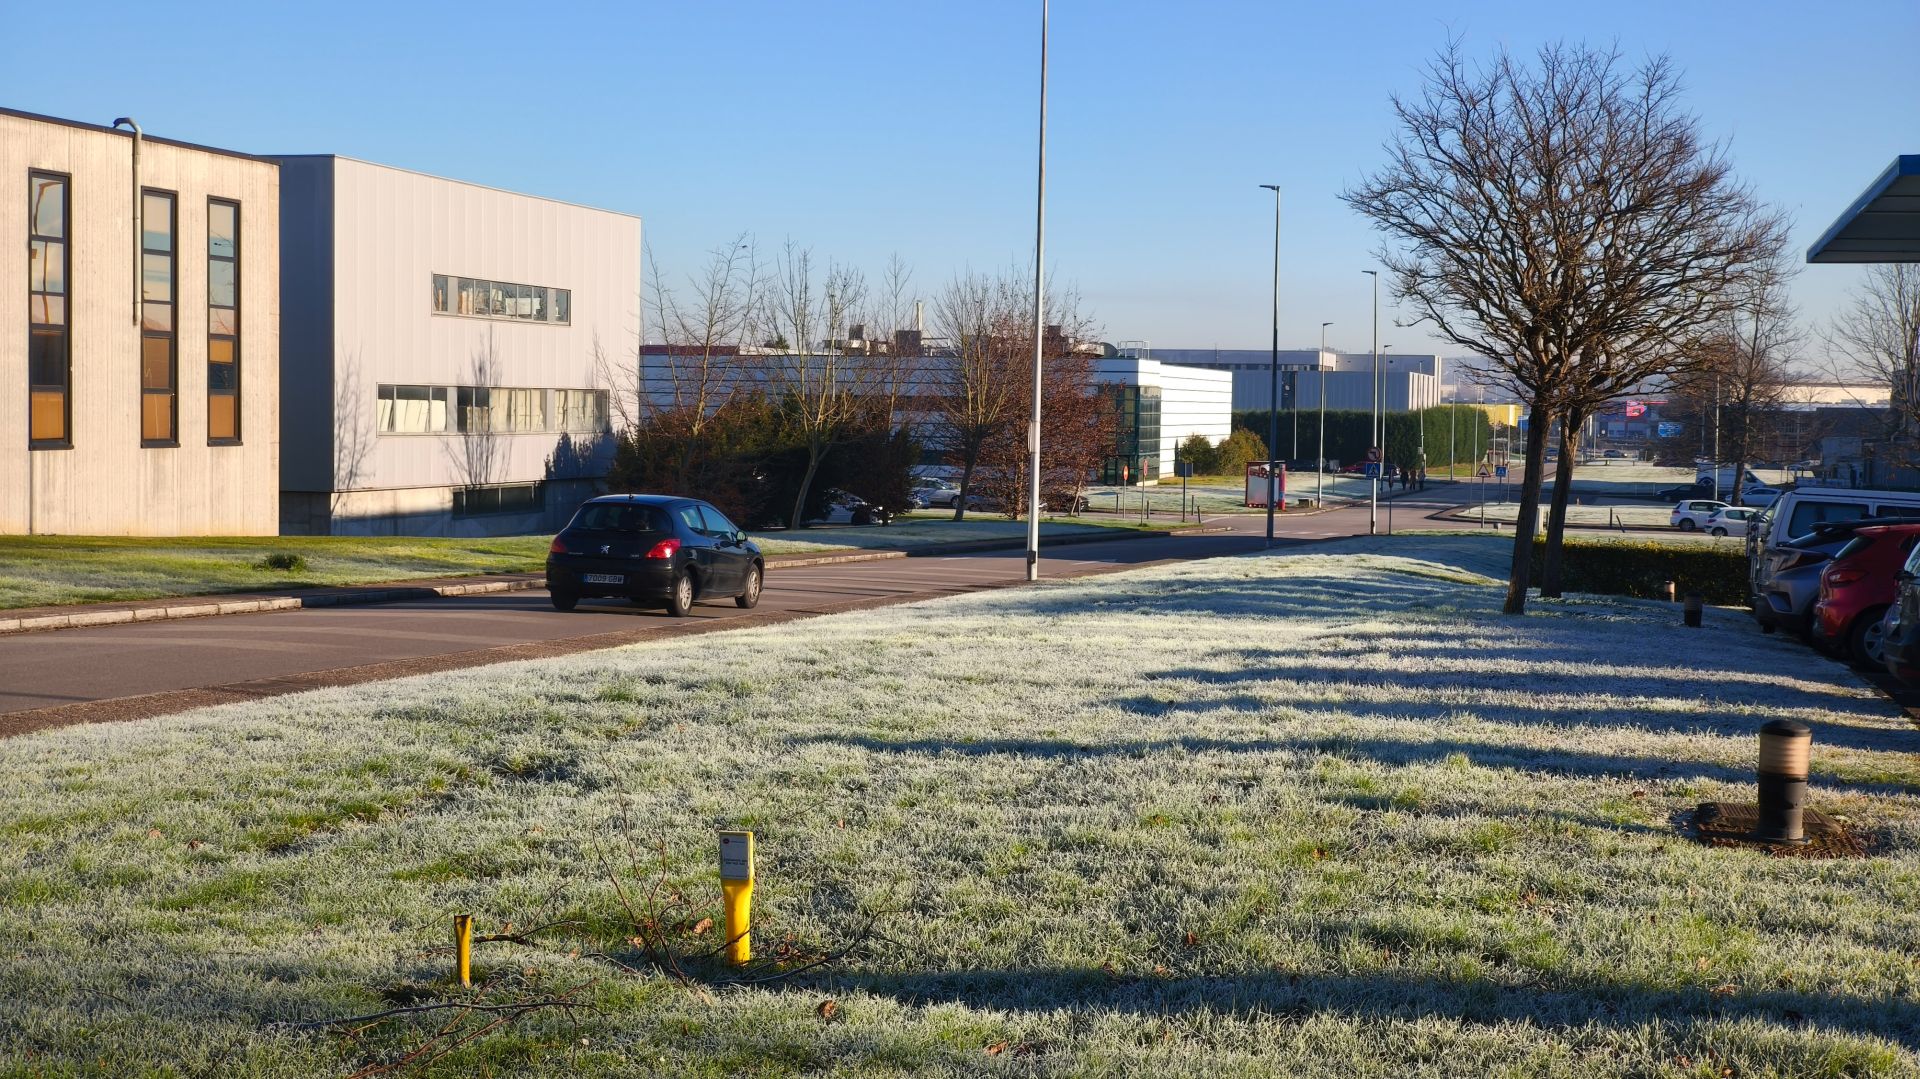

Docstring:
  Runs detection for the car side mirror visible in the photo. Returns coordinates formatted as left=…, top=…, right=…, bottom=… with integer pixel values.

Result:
left=734, top=531, right=748, bottom=545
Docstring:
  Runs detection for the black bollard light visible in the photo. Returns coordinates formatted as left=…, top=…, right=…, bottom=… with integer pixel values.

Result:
left=1664, top=580, right=1676, bottom=603
left=1756, top=719, right=1811, bottom=843
left=1683, top=591, right=1703, bottom=628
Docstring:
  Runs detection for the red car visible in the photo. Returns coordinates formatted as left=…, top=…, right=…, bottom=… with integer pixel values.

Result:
left=1811, top=523, right=1920, bottom=665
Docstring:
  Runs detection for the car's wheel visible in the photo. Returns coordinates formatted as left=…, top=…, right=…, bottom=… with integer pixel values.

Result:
left=735, top=564, right=763, bottom=609
left=550, top=589, right=578, bottom=612
left=1677, top=519, right=1696, bottom=532
left=666, top=571, right=695, bottom=617
left=1709, top=527, right=1727, bottom=537
left=1850, top=606, right=1891, bottom=667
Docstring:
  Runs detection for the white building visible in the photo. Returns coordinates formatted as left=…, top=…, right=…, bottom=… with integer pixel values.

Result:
left=1093, top=355, right=1232, bottom=482
left=1144, top=347, right=1444, bottom=415
left=274, top=156, right=640, bottom=535
left=2, top=109, right=281, bottom=535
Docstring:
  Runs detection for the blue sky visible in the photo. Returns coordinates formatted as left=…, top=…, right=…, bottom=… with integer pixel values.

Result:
left=7, top=1, right=1914, bottom=360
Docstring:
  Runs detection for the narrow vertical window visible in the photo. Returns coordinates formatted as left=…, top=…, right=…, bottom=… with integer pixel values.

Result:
left=141, top=189, right=177, bottom=445
left=27, top=171, right=70, bottom=447
left=207, top=199, right=241, bottom=443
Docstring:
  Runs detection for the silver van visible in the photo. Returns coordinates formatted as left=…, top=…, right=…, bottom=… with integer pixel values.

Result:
left=1750, top=487, right=1920, bottom=632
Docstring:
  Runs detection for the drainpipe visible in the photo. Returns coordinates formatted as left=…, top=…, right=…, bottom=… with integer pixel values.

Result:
left=112, top=118, right=142, bottom=326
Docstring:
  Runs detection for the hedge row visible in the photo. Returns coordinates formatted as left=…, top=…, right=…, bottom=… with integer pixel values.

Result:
left=1530, top=538, right=1748, bottom=605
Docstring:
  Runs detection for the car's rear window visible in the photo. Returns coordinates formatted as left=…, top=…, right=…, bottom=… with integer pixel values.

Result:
left=1868, top=503, right=1920, bottom=521
left=572, top=502, right=669, bottom=532
left=1834, top=535, right=1873, bottom=560
left=1788, top=500, right=1869, bottom=541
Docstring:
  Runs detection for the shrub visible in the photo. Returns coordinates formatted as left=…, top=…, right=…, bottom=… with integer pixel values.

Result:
left=1177, top=434, right=1219, bottom=476
left=259, top=552, right=307, bottom=573
left=1214, top=428, right=1269, bottom=477
left=1530, top=538, right=1746, bottom=605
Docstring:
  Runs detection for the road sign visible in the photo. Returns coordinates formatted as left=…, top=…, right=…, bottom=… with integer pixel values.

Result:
left=1364, top=462, right=1381, bottom=478
left=1494, top=465, right=1509, bottom=479
left=1365, top=446, right=1381, bottom=463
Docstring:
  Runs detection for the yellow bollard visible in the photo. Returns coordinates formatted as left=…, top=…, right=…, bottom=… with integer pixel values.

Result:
left=719, top=830, right=755, bottom=965
left=454, top=913, right=473, bottom=987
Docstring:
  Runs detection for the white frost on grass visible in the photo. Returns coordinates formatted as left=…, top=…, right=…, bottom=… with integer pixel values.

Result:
left=751, top=514, right=1138, bottom=555
left=1, top=534, right=1916, bottom=1076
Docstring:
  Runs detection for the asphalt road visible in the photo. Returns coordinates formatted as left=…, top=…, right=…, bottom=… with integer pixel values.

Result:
left=0, top=480, right=1547, bottom=733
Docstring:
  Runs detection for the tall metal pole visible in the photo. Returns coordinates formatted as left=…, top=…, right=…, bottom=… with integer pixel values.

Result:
left=1364, top=270, right=1379, bottom=535
left=1024, top=0, right=1048, bottom=582
left=1448, top=395, right=1457, bottom=482
left=1318, top=321, right=1331, bottom=507
left=1260, top=184, right=1281, bottom=548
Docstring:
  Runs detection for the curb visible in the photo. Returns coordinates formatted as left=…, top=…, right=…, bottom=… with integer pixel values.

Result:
left=0, top=525, right=1238, bottom=637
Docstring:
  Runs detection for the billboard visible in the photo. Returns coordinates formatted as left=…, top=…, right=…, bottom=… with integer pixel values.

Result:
left=1657, top=421, right=1684, bottom=438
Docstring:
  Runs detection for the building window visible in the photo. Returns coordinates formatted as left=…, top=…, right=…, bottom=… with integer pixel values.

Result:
left=435, top=275, right=570, bottom=324
left=207, top=199, right=241, bottom=443
left=376, top=384, right=450, bottom=433
left=554, top=388, right=610, bottom=432
left=453, top=481, right=545, bottom=517
left=28, top=171, right=70, bottom=447
left=141, top=189, right=178, bottom=445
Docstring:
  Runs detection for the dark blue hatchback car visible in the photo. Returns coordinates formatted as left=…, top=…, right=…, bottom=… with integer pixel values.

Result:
left=545, top=494, right=764, bottom=616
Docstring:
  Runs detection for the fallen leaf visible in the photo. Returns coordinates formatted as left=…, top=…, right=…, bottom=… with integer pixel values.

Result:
left=836, top=818, right=846, bottom=829
left=1182, top=931, right=1199, bottom=948
left=1710, top=983, right=1737, bottom=998
left=816, top=999, right=839, bottom=1021
left=146, top=828, right=163, bottom=839
left=187, top=840, right=203, bottom=851
left=690, top=918, right=714, bottom=937
left=1631, top=790, right=1647, bottom=798
left=1152, top=964, right=1169, bottom=976
left=1312, top=848, right=1326, bottom=860
left=985, top=1042, right=1008, bottom=1056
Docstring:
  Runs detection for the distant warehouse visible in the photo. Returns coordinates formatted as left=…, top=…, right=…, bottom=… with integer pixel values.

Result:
left=272, top=155, right=640, bottom=536
left=1, top=108, right=282, bottom=535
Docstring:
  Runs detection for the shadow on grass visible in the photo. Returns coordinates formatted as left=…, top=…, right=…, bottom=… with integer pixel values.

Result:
left=812, top=964, right=1920, bottom=1051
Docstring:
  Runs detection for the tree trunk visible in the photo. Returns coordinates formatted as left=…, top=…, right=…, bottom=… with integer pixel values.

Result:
left=953, top=448, right=978, bottom=522
left=1503, top=396, right=1555, bottom=615
left=1539, top=409, right=1582, bottom=598
left=789, top=440, right=825, bottom=530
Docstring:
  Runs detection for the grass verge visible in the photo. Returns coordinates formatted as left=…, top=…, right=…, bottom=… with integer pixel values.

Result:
left=1, top=535, right=1916, bottom=1075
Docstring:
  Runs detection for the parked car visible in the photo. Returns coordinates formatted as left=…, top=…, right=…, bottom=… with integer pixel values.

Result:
left=545, top=494, right=763, bottom=616
left=1655, top=481, right=1712, bottom=501
left=1603, top=449, right=1625, bottom=459
left=1670, top=499, right=1729, bottom=531
left=1044, top=488, right=1091, bottom=515
left=1749, top=514, right=1920, bottom=635
left=1877, top=542, right=1920, bottom=684
left=1704, top=506, right=1759, bottom=538
left=1738, top=485, right=1783, bottom=509
left=1810, top=524, right=1920, bottom=665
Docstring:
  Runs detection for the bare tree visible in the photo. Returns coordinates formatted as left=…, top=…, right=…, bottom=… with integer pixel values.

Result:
left=927, top=270, right=1029, bottom=520
left=1345, top=41, right=1787, bottom=613
left=644, top=234, right=761, bottom=431
left=761, top=242, right=873, bottom=529
left=331, top=347, right=375, bottom=529
left=446, top=327, right=503, bottom=492
left=1827, top=264, right=1920, bottom=467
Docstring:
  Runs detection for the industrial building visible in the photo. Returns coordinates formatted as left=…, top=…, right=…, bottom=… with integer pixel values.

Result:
left=1, top=108, right=281, bottom=535
left=274, top=155, right=640, bottom=536
left=1133, top=347, right=1444, bottom=415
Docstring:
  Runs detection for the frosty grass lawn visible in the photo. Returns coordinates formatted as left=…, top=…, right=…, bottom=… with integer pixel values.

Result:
left=4, top=535, right=1919, bottom=1076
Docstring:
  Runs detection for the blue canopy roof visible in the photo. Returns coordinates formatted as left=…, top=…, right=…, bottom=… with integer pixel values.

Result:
left=1808, top=155, right=1920, bottom=264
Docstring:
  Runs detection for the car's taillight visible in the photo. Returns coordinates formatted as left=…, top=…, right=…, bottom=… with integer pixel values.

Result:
left=1778, top=550, right=1827, bottom=572
left=549, top=536, right=568, bottom=555
left=645, top=538, right=681, bottom=559
left=1826, top=568, right=1864, bottom=588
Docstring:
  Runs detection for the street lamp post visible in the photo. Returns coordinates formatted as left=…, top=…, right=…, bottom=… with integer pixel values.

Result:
left=1260, top=183, right=1281, bottom=548
left=1318, top=321, right=1331, bottom=507
left=1023, top=0, right=1047, bottom=582
left=1448, top=394, right=1457, bottom=482
left=1364, top=270, right=1379, bottom=535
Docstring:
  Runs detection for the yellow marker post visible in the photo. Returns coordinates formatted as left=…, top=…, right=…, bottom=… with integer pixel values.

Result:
left=454, top=913, right=473, bottom=987
left=719, top=830, right=754, bottom=966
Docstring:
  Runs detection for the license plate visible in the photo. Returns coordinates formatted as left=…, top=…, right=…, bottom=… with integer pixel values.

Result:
left=583, top=573, right=624, bottom=585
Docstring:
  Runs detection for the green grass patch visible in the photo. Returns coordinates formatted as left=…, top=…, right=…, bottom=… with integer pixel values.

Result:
left=0, top=534, right=552, bottom=610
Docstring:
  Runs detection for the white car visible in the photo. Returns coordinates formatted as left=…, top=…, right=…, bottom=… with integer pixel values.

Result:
left=1739, top=486, right=1783, bottom=509
left=1704, top=506, right=1759, bottom=538
left=1671, top=499, right=1729, bottom=531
